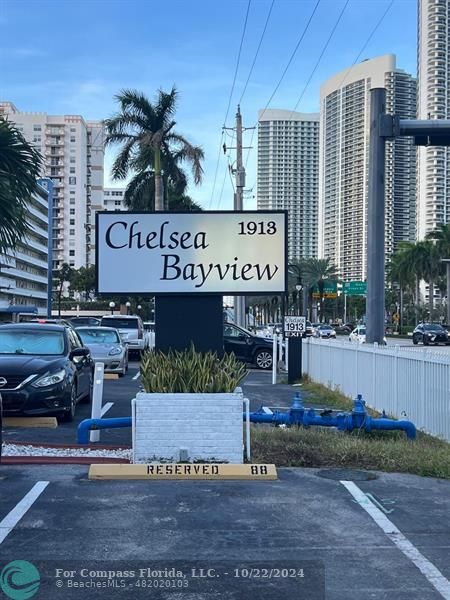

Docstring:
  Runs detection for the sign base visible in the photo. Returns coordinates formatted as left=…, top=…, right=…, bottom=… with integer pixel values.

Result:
left=89, top=463, right=278, bottom=480
left=155, top=295, right=223, bottom=354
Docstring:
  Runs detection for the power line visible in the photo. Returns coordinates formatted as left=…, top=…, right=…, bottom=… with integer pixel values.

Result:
left=208, top=130, right=225, bottom=209
left=218, top=132, right=236, bottom=209
left=259, top=0, right=321, bottom=121
left=244, top=0, right=321, bottom=168
left=337, top=0, right=395, bottom=90
left=290, top=0, right=350, bottom=115
left=239, top=0, right=276, bottom=105
left=209, top=0, right=251, bottom=208
left=223, top=0, right=252, bottom=126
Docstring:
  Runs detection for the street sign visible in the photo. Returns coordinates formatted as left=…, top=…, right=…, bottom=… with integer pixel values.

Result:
left=96, top=211, right=287, bottom=295
left=284, top=316, right=306, bottom=338
left=311, top=281, right=337, bottom=299
left=343, top=281, right=367, bottom=296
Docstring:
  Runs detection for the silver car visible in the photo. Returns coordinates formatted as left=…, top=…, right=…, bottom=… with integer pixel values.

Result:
left=76, top=326, right=128, bottom=376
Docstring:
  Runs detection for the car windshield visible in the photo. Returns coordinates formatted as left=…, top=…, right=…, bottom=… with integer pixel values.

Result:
left=0, top=330, right=65, bottom=355
left=423, top=324, right=444, bottom=331
left=101, top=318, right=138, bottom=329
left=320, top=325, right=332, bottom=330
left=77, top=328, right=120, bottom=344
left=358, top=328, right=366, bottom=335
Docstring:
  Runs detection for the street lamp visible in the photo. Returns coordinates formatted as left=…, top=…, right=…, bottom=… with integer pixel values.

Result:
left=441, top=259, right=450, bottom=326
left=109, top=301, right=115, bottom=315
left=125, top=301, right=131, bottom=315
left=137, top=304, right=142, bottom=312
left=295, top=282, right=303, bottom=315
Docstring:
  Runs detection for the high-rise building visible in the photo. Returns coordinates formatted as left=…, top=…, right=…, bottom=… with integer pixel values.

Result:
left=0, top=182, right=50, bottom=319
left=319, top=55, right=416, bottom=281
left=0, top=101, right=104, bottom=270
left=417, top=0, right=450, bottom=239
left=257, top=109, right=319, bottom=261
left=102, top=188, right=127, bottom=211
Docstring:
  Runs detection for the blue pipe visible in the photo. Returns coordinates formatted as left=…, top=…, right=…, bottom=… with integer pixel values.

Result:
left=77, top=417, right=132, bottom=444
left=244, top=392, right=416, bottom=440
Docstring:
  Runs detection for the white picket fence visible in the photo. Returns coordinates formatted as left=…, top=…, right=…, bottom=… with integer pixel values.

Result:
left=303, top=338, right=450, bottom=442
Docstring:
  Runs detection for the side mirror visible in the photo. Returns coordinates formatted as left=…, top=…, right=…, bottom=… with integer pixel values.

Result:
left=70, top=347, right=89, bottom=359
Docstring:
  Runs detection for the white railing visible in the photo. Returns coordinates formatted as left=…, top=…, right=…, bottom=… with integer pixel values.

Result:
left=303, top=338, right=450, bottom=442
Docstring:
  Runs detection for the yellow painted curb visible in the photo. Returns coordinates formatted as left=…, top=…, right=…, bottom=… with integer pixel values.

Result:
left=3, top=417, right=58, bottom=428
left=104, top=374, right=119, bottom=380
left=89, top=463, right=277, bottom=481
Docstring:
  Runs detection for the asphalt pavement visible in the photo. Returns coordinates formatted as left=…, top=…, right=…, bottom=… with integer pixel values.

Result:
left=0, top=465, right=448, bottom=599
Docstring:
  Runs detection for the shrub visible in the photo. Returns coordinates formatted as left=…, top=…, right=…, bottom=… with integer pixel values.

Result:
left=140, top=345, right=247, bottom=393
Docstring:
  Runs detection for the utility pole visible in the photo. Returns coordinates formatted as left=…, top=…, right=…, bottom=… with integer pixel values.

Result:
left=223, top=106, right=254, bottom=328
left=234, top=105, right=246, bottom=328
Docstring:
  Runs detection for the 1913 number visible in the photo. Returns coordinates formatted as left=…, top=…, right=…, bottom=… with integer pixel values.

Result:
left=238, top=221, right=277, bottom=235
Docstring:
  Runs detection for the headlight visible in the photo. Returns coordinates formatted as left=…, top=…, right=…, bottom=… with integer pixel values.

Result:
left=109, top=346, right=123, bottom=356
left=32, top=369, right=66, bottom=388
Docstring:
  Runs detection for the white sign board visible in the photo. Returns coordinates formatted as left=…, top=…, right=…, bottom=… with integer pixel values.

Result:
left=96, top=211, right=287, bottom=295
left=284, top=316, right=306, bottom=338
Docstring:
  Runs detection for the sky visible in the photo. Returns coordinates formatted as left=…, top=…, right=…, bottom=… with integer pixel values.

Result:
left=0, top=0, right=417, bottom=210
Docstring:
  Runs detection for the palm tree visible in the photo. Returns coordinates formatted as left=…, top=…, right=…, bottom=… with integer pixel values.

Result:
left=0, top=118, right=42, bottom=254
left=426, top=223, right=450, bottom=322
left=301, top=258, right=338, bottom=321
left=105, top=87, right=204, bottom=211
left=53, top=263, right=73, bottom=317
left=420, top=240, right=442, bottom=316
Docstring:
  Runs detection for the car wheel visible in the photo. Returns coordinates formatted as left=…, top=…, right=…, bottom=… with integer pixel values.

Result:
left=412, top=335, right=418, bottom=345
left=60, top=384, right=77, bottom=422
left=119, top=364, right=126, bottom=378
left=423, top=337, right=429, bottom=346
left=254, top=350, right=273, bottom=370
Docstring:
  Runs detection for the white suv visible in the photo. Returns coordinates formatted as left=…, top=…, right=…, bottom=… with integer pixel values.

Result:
left=100, top=315, right=147, bottom=355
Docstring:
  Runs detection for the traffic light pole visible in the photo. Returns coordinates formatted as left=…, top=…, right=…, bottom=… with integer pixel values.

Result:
left=366, top=89, right=450, bottom=344
left=366, top=89, right=387, bottom=345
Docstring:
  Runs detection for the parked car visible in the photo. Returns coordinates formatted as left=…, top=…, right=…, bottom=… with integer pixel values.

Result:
left=0, top=323, right=93, bottom=421
left=303, top=321, right=315, bottom=338
left=334, top=322, right=353, bottom=335
left=314, top=324, right=337, bottom=339
left=100, top=315, right=147, bottom=356
left=349, top=326, right=367, bottom=344
left=223, top=323, right=277, bottom=370
left=349, top=326, right=387, bottom=344
left=28, top=318, right=74, bottom=328
left=76, top=326, right=129, bottom=376
left=143, top=321, right=155, bottom=351
left=69, top=317, right=101, bottom=327
left=412, top=323, right=449, bottom=345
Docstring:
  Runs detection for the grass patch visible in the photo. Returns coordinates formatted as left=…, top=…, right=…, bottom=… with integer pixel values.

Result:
left=252, top=378, right=450, bottom=479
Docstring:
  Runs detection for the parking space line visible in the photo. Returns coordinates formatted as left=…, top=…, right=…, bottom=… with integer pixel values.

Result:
left=132, top=371, right=140, bottom=380
left=101, top=402, right=114, bottom=416
left=0, top=481, right=49, bottom=544
left=341, top=480, right=450, bottom=600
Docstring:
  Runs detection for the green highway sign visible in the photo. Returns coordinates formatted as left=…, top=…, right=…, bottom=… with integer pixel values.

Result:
left=343, top=281, right=367, bottom=296
left=311, top=281, right=338, bottom=299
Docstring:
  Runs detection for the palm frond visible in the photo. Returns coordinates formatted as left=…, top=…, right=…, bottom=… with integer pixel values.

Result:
left=123, top=170, right=155, bottom=211
left=115, top=89, right=156, bottom=123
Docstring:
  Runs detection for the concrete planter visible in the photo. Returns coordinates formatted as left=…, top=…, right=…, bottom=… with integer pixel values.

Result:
left=132, top=390, right=245, bottom=464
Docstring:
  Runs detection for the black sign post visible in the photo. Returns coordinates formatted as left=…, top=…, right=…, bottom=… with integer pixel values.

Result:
left=284, top=316, right=306, bottom=384
left=288, top=337, right=302, bottom=384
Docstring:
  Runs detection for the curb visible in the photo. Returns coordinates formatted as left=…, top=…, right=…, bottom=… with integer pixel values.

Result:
left=2, top=441, right=131, bottom=450
left=0, top=456, right=130, bottom=465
